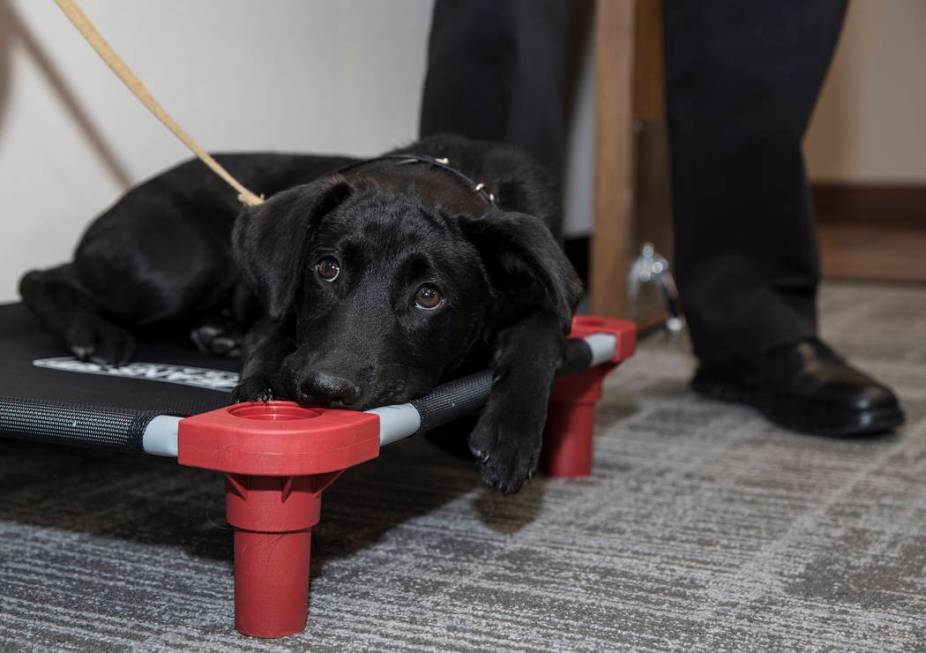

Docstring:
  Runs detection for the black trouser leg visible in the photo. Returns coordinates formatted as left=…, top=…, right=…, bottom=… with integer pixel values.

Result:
left=419, top=0, right=572, bottom=176
left=662, top=0, right=847, bottom=361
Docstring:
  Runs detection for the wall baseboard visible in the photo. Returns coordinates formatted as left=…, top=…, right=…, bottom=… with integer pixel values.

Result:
left=812, top=183, right=926, bottom=227
left=812, top=183, right=926, bottom=282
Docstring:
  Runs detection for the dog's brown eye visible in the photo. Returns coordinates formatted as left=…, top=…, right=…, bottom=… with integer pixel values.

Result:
left=316, top=257, right=340, bottom=282
left=414, top=284, right=443, bottom=310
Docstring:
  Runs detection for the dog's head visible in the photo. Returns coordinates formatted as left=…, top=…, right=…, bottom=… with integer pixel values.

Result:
left=233, top=175, right=581, bottom=409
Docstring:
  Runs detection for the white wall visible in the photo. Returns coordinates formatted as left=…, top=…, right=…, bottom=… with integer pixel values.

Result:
left=805, top=0, right=926, bottom=184
left=0, top=0, right=432, bottom=301
left=561, top=19, right=595, bottom=238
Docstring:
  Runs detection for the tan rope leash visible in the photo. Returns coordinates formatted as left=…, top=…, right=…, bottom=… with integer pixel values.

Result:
left=54, top=0, right=265, bottom=206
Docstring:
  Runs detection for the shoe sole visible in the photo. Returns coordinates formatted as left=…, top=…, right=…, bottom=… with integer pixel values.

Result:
left=691, top=376, right=905, bottom=438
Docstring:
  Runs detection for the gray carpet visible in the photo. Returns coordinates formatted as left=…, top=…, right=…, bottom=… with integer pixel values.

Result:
left=1, top=281, right=924, bottom=652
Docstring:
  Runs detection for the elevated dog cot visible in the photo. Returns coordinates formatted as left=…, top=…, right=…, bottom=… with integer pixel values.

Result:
left=0, top=303, right=635, bottom=638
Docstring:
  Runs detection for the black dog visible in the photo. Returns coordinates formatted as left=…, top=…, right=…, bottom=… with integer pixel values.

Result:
left=20, top=134, right=582, bottom=493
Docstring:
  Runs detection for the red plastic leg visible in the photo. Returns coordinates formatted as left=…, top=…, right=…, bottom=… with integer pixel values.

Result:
left=223, top=472, right=336, bottom=638
left=541, top=314, right=636, bottom=477
left=542, top=366, right=608, bottom=477
left=178, top=402, right=381, bottom=638
left=234, top=529, right=311, bottom=637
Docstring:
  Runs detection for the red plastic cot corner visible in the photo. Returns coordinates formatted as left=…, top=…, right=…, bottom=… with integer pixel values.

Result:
left=541, top=315, right=637, bottom=478
left=177, top=402, right=380, bottom=639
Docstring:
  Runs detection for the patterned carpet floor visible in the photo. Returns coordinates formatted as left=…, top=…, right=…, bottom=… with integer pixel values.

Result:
left=1, top=281, right=924, bottom=652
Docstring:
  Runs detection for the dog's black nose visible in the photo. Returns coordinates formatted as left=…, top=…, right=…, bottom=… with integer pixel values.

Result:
left=297, top=371, right=360, bottom=407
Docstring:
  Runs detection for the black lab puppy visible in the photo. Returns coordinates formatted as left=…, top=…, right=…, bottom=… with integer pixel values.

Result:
left=20, top=134, right=582, bottom=492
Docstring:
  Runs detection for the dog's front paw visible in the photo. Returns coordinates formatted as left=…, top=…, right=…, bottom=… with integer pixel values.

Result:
left=232, top=375, right=274, bottom=403
left=67, top=313, right=136, bottom=366
left=191, top=316, right=243, bottom=359
left=468, top=410, right=543, bottom=494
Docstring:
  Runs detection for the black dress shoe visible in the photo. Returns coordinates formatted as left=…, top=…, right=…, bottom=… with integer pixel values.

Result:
left=692, top=337, right=904, bottom=437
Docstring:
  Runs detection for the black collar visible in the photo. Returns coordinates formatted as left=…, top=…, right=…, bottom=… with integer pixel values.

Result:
left=334, top=154, right=497, bottom=206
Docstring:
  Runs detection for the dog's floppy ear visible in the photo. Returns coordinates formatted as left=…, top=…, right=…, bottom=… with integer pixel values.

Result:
left=232, top=176, right=353, bottom=321
left=458, top=210, right=583, bottom=332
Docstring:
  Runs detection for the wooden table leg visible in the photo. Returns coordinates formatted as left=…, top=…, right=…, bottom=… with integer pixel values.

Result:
left=591, top=0, right=637, bottom=317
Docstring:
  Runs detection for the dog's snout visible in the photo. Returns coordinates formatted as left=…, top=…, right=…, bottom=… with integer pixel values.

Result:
left=297, top=370, right=360, bottom=407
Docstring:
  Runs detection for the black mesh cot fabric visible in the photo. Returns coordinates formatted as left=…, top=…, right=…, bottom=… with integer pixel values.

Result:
left=0, top=303, right=236, bottom=451
left=412, top=370, right=494, bottom=432
left=0, top=303, right=600, bottom=452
